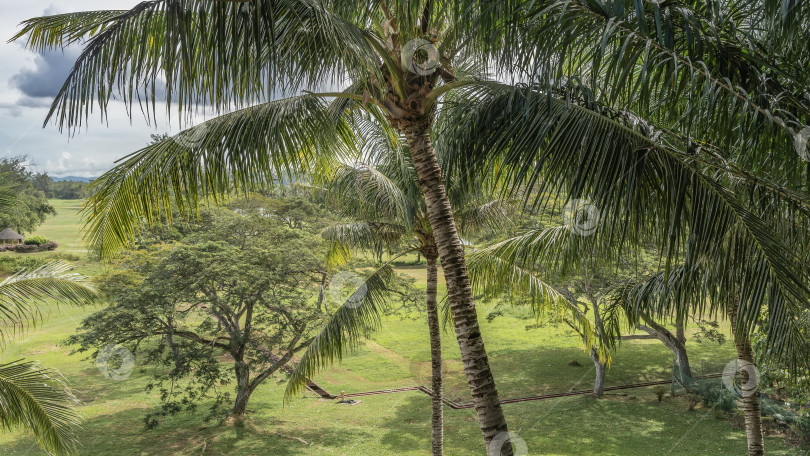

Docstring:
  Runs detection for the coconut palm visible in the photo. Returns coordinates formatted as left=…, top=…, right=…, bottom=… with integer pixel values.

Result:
left=605, top=214, right=810, bottom=455
left=10, top=3, right=531, bottom=449
left=12, top=0, right=810, bottom=453
left=289, top=128, right=584, bottom=454
left=440, top=81, right=810, bottom=455
left=433, top=0, right=810, bottom=452
left=438, top=2, right=810, bottom=450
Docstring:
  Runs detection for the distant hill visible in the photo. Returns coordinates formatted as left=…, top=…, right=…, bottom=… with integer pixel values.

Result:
left=52, top=176, right=95, bottom=183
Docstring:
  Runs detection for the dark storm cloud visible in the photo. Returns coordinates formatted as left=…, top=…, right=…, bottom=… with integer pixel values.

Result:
left=9, top=46, right=80, bottom=101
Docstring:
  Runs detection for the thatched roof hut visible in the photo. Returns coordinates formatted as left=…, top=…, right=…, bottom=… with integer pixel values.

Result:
left=0, top=228, right=24, bottom=245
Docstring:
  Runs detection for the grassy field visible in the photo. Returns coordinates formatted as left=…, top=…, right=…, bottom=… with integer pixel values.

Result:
left=0, top=200, right=805, bottom=455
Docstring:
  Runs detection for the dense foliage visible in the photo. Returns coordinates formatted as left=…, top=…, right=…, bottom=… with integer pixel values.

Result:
left=0, top=157, right=54, bottom=234
left=67, top=197, right=417, bottom=427
left=67, top=204, right=328, bottom=426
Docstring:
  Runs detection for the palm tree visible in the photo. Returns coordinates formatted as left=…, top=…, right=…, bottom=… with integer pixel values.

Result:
left=440, top=81, right=810, bottom=455
left=430, top=2, right=810, bottom=452
left=288, top=131, right=578, bottom=455
left=10, top=3, right=531, bottom=450
left=12, top=1, right=809, bottom=453
left=606, top=218, right=810, bottom=455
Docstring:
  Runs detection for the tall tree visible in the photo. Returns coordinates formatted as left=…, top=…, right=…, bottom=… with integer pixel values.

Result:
left=12, top=1, right=810, bottom=453
left=11, top=2, right=530, bottom=450
left=67, top=209, right=330, bottom=425
left=288, top=137, right=578, bottom=454
left=0, top=158, right=55, bottom=234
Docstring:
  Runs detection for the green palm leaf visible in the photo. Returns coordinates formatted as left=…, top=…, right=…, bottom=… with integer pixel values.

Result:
left=10, top=9, right=127, bottom=49
left=519, top=0, right=810, bottom=173
left=466, top=246, right=601, bottom=356
left=0, top=261, right=99, bottom=341
left=440, top=81, right=810, bottom=366
left=285, top=262, right=397, bottom=399
left=10, top=0, right=379, bottom=131
left=0, top=173, right=18, bottom=213
left=82, top=94, right=356, bottom=258
left=0, top=360, right=81, bottom=456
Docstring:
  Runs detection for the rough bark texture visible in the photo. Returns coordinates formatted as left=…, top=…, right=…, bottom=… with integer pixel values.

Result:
left=728, top=306, right=765, bottom=456
left=232, top=361, right=251, bottom=419
left=426, top=256, right=444, bottom=456
left=404, top=120, right=511, bottom=455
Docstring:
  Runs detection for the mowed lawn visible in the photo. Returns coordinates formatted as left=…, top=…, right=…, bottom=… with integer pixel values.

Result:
left=0, top=200, right=804, bottom=455
left=30, top=199, right=91, bottom=253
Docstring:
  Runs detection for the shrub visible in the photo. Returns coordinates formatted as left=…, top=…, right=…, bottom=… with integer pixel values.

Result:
left=653, top=386, right=667, bottom=402
left=691, top=381, right=737, bottom=412
left=793, top=413, right=810, bottom=444
left=0, top=242, right=60, bottom=254
left=51, top=252, right=80, bottom=261
left=40, top=241, right=59, bottom=251
left=24, top=235, right=48, bottom=245
left=0, top=256, right=48, bottom=274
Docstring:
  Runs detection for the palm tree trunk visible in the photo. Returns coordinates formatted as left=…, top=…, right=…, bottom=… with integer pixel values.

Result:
left=426, top=256, right=443, bottom=456
left=317, top=271, right=328, bottom=314
left=404, top=121, right=511, bottom=455
left=727, top=306, right=764, bottom=456
left=590, top=347, right=606, bottom=398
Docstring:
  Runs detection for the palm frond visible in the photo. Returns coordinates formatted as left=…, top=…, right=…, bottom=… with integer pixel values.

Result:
left=9, top=0, right=379, bottom=131
left=466, top=238, right=600, bottom=353
left=0, top=262, right=99, bottom=341
left=10, top=9, right=127, bottom=50
left=321, top=222, right=408, bottom=258
left=326, top=162, right=418, bottom=226
left=439, top=81, right=810, bottom=366
left=519, top=0, right=810, bottom=175
left=0, top=360, right=81, bottom=456
left=285, top=263, right=395, bottom=400
left=82, top=94, right=355, bottom=258
left=455, top=198, right=515, bottom=236
left=0, top=173, right=18, bottom=213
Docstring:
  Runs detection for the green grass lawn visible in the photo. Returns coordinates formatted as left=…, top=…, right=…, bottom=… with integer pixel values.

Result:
left=0, top=201, right=805, bottom=455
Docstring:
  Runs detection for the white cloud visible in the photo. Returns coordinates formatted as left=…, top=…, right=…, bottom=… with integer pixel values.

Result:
left=0, top=1, right=163, bottom=178
left=43, top=155, right=105, bottom=178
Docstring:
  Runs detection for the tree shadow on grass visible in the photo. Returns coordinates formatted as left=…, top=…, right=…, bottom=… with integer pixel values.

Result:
left=0, top=401, right=374, bottom=456
left=482, top=343, right=733, bottom=399
left=374, top=385, right=779, bottom=455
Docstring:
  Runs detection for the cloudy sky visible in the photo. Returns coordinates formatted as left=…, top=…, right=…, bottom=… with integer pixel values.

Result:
left=1, top=2, right=181, bottom=178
